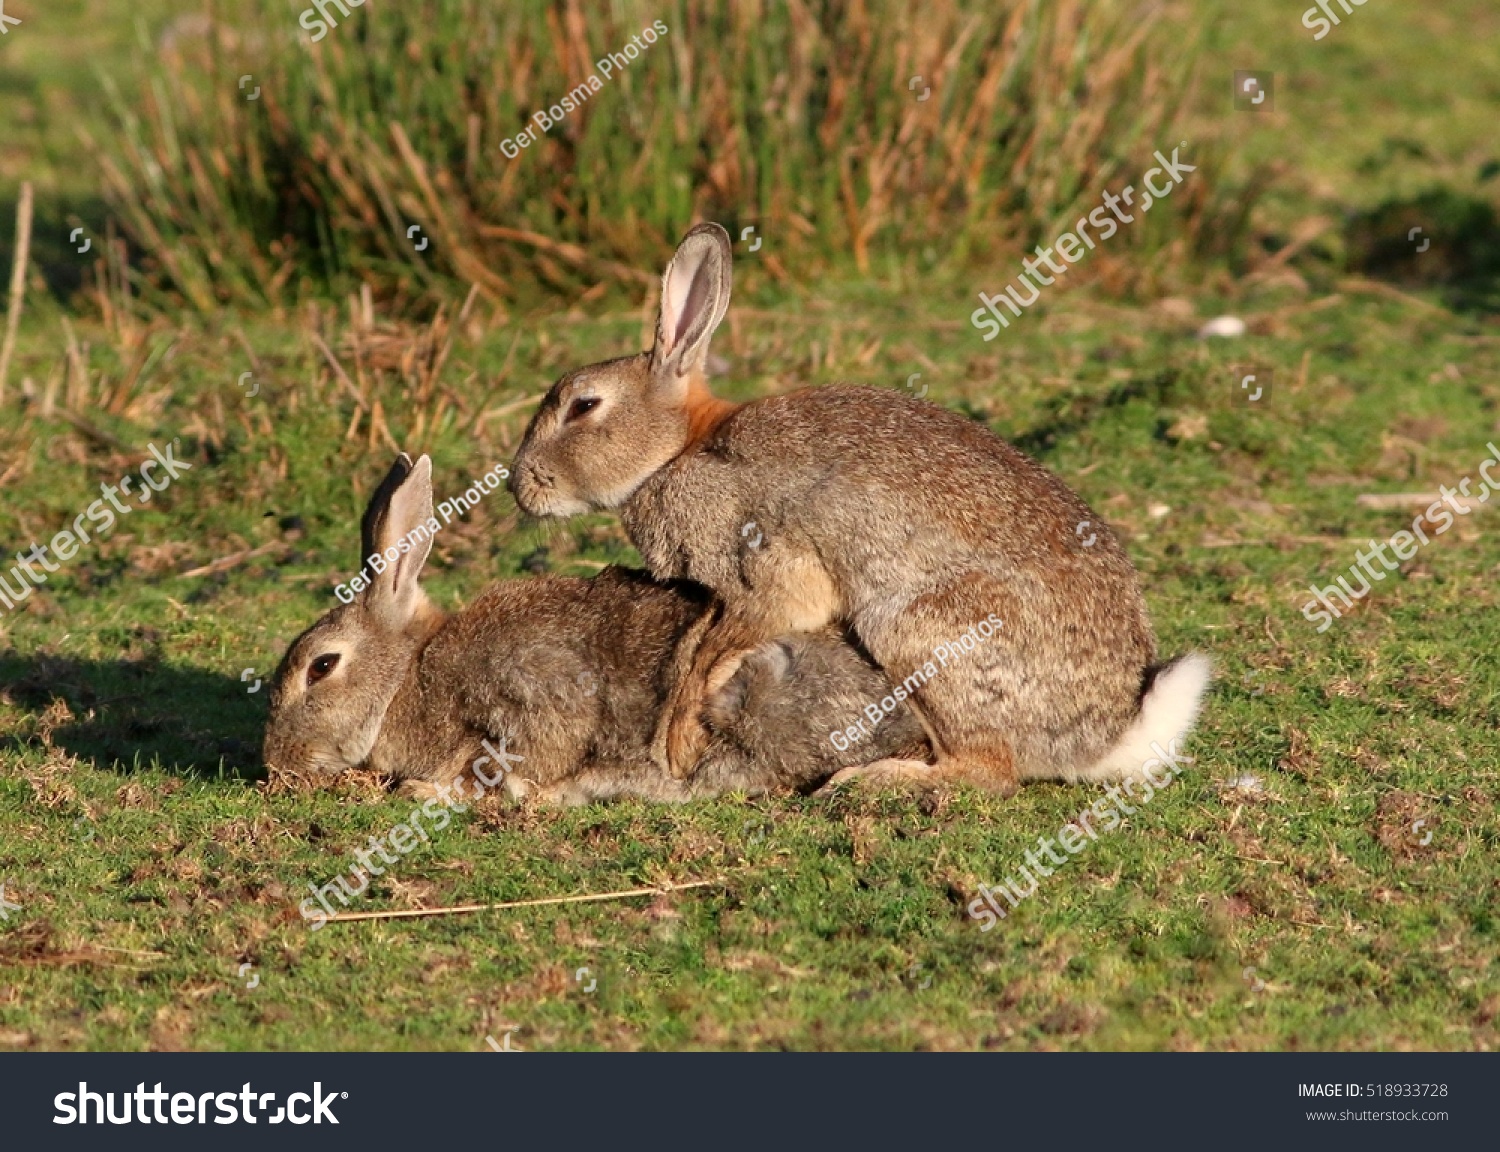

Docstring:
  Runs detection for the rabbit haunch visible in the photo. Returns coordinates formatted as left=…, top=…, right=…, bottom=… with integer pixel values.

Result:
left=509, top=223, right=1212, bottom=793
left=831, top=614, right=1002, bottom=753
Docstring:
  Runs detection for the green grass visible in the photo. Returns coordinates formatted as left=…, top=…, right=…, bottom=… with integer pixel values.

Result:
left=2, top=282, right=1496, bottom=1050
left=0, top=0, right=1497, bottom=1050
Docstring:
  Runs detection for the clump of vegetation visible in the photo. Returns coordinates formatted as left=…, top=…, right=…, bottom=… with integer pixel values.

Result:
left=94, top=0, right=1254, bottom=311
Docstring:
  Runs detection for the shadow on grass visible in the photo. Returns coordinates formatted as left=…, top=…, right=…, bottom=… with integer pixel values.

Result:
left=1006, top=369, right=1185, bottom=458
left=0, top=651, right=265, bottom=782
left=1345, top=185, right=1500, bottom=314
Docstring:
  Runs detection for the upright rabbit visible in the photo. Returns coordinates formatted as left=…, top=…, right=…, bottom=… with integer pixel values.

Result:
left=510, top=223, right=1210, bottom=794
left=262, top=453, right=927, bottom=804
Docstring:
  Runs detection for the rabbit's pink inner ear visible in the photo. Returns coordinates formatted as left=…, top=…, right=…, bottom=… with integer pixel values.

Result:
left=653, top=228, right=731, bottom=381
left=663, top=260, right=713, bottom=351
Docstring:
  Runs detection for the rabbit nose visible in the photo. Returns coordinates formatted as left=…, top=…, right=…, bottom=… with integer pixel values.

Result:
left=510, top=462, right=557, bottom=516
left=530, top=462, right=555, bottom=489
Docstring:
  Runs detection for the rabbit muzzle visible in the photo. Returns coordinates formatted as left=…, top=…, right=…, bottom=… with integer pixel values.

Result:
left=262, top=726, right=357, bottom=778
left=511, top=457, right=590, bottom=518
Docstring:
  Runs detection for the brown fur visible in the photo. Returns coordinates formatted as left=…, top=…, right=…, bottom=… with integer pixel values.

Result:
left=263, top=454, right=929, bottom=805
left=511, top=223, right=1199, bottom=794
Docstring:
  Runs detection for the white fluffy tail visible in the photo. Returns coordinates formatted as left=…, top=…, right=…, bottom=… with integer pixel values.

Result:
left=1068, top=652, right=1213, bottom=781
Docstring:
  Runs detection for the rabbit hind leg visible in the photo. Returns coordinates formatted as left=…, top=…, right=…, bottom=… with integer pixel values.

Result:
left=817, top=745, right=1019, bottom=797
left=658, top=561, right=843, bottom=777
left=654, top=611, right=766, bottom=777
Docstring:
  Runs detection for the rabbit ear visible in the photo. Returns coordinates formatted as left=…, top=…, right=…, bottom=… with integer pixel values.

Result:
left=650, top=222, right=732, bottom=391
left=359, top=453, right=435, bottom=624
left=361, top=454, right=413, bottom=565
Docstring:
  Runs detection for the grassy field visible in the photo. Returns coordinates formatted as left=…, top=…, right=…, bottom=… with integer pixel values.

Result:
left=0, top=1, right=1497, bottom=1051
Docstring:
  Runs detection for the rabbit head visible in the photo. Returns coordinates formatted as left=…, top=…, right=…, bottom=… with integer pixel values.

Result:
left=263, top=453, right=443, bottom=776
left=510, top=222, right=737, bottom=518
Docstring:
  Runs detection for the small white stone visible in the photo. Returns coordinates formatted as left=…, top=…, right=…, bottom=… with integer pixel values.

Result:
left=1148, top=503, right=1172, bottom=519
left=1197, top=315, right=1247, bottom=339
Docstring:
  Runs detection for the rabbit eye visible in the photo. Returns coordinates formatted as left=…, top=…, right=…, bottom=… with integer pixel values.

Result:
left=566, top=396, right=600, bottom=422
left=308, top=654, right=340, bottom=685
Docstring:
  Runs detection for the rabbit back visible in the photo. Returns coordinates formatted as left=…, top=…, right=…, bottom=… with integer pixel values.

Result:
left=378, top=567, right=709, bottom=789
left=620, top=384, right=1158, bottom=777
